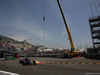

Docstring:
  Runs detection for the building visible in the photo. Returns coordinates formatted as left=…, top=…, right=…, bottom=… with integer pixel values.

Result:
left=89, top=16, right=100, bottom=48
left=13, top=43, right=33, bottom=51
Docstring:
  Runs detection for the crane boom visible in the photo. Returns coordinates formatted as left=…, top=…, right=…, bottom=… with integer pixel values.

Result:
left=57, top=0, right=75, bottom=52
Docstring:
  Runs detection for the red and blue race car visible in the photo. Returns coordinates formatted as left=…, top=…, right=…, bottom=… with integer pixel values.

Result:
left=19, top=57, right=37, bottom=66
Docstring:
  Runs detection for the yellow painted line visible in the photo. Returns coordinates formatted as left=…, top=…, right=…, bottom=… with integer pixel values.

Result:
left=63, top=62, right=66, bottom=64
left=88, top=62, right=93, bottom=64
left=96, top=63, right=100, bottom=64
left=45, top=62, right=100, bottom=64
left=81, top=62, right=85, bottom=64
left=47, top=62, right=50, bottom=64
left=68, top=62, right=72, bottom=64
left=52, top=62, right=55, bottom=64
left=75, top=62, right=78, bottom=64
left=57, top=62, right=60, bottom=64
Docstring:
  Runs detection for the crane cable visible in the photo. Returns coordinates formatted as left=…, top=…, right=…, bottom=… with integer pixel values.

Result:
left=98, top=0, right=100, bottom=6
left=93, top=0, right=99, bottom=16
left=89, top=2, right=94, bottom=18
left=43, top=0, right=45, bottom=46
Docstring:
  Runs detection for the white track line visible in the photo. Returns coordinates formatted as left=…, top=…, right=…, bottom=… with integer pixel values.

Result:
left=0, top=70, right=19, bottom=75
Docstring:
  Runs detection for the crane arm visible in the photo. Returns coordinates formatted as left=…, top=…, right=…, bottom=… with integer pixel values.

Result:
left=57, top=0, right=75, bottom=52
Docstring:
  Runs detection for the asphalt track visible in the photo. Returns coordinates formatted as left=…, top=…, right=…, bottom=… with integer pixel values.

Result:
left=0, top=57, right=100, bottom=75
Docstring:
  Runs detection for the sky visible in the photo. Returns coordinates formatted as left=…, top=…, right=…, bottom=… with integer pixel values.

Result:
left=0, top=0, right=100, bottom=49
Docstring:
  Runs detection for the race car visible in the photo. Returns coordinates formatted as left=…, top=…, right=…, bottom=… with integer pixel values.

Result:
left=19, top=57, right=37, bottom=66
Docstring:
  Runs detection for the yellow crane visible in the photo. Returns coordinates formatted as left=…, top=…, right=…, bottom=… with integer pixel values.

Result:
left=57, top=0, right=75, bottom=53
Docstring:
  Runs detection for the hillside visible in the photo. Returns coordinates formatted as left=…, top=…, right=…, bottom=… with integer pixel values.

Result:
left=0, top=35, right=30, bottom=45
